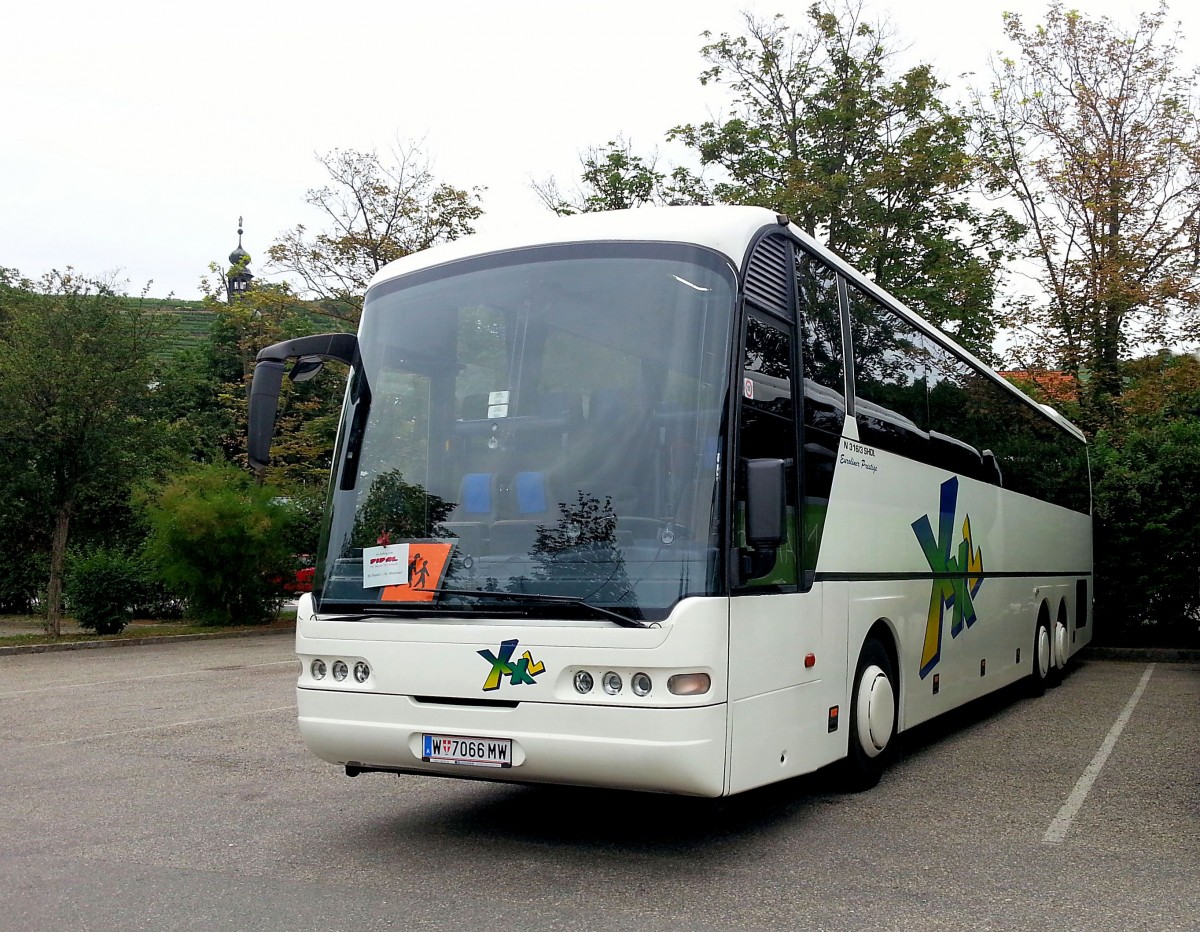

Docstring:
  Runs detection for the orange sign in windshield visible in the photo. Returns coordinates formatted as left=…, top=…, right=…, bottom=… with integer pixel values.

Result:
left=381, top=542, right=454, bottom=602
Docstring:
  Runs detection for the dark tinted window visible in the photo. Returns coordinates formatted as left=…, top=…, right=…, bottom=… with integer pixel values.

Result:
left=796, top=251, right=844, bottom=577
left=848, top=284, right=929, bottom=456
left=797, top=251, right=844, bottom=403
left=739, top=315, right=799, bottom=587
left=849, top=284, right=1089, bottom=513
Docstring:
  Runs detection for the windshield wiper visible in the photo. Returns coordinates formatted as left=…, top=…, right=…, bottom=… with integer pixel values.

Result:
left=435, top=589, right=648, bottom=629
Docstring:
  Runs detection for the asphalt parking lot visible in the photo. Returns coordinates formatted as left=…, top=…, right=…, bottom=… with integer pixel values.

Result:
left=1, top=637, right=1197, bottom=930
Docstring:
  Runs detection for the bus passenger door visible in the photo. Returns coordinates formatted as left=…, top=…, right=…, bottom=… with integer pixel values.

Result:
left=728, top=312, right=837, bottom=793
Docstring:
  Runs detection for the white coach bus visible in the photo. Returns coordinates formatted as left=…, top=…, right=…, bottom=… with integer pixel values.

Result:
left=248, top=205, right=1092, bottom=796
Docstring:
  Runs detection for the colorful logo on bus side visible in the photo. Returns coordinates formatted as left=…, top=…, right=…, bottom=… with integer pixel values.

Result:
left=478, top=639, right=546, bottom=692
left=911, top=477, right=984, bottom=679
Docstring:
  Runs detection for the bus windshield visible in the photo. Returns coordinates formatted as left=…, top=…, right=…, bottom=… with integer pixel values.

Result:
left=314, top=242, right=737, bottom=622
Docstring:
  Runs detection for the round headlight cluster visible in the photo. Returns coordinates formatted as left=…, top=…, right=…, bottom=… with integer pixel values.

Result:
left=571, top=668, right=711, bottom=699
left=308, top=658, right=370, bottom=684
left=572, top=669, right=655, bottom=697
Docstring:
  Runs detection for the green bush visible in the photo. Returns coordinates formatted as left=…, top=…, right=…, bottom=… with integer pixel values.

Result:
left=140, top=463, right=296, bottom=626
left=1092, top=416, right=1200, bottom=647
left=65, top=549, right=150, bottom=635
left=0, top=545, right=45, bottom=615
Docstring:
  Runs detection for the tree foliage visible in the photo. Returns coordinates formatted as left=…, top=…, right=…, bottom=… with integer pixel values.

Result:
left=140, top=463, right=296, bottom=626
left=266, top=143, right=483, bottom=323
left=668, top=2, right=1019, bottom=356
left=194, top=277, right=349, bottom=491
left=0, top=270, right=168, bottom=635
left=534, top=138, right=710, bottom=215
left=974, top=1, right=1200, bottom=425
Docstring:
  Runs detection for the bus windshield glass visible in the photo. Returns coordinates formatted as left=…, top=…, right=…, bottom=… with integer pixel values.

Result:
left=314, top=242, right=736, bottom=622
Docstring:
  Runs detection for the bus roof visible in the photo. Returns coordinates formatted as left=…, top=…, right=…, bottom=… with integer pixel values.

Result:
left=366, top=205, right=783, bottom=291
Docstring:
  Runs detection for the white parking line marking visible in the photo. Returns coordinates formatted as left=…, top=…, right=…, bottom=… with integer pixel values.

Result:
left=1043, top=664, right=1155, bottom=845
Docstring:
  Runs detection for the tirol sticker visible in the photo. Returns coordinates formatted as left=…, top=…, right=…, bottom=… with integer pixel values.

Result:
left=363, top=544, right=410, bottom=588
left=743, top=377, right=754, bottom=400
left=380, top=541, right=454, bottom=602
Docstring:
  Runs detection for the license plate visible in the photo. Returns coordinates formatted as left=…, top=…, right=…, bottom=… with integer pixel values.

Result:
left=422, top=733, right=513, bottom=768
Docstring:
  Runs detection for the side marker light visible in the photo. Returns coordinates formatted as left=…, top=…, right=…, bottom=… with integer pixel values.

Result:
left=667, top=673, right=710, bottom=696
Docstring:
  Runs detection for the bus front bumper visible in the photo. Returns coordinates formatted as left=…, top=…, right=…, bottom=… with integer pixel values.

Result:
left=297, top=687, right=729, bottom=797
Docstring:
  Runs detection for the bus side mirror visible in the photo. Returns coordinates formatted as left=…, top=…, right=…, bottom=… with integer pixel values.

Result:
left=248, top=333, right=359, bottom=473
left=248, top=358, right=286, bottom=471
left=744, top=457, right=787, bottom=549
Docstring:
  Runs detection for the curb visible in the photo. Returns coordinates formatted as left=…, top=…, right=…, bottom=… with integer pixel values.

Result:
left=0, top=625, right=293, bottom=657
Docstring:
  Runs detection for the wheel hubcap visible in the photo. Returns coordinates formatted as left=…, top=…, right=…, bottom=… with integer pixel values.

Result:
left=1054, top=622, right=1068, bottom=668
left=1037, top=626, right=1051, bottom=679
left=856, top=665, right=895, bottom=757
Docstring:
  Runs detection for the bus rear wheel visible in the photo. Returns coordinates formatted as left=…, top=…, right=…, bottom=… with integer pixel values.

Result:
left=842, top=638, right=897, bottom=791
left=1030, top=618, right=1052, bottom=696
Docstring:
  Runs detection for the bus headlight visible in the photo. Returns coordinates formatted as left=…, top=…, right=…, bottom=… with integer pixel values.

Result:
left=573, top=671, right=594, bottom=694
left=631, top=672, right=653, bottom=696
left=310, top=659, right=327, bottom=680
left=353, top=661, right=370, bottom=684
left=332, top=660, right=349, bottom=682
left=602, top=671, right=622, bottom=695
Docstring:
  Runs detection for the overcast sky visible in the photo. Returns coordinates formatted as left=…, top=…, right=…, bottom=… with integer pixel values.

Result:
left=2, top=0, right=1196, bottom=300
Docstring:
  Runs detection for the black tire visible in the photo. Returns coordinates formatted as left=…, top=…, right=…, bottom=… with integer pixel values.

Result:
left=1029, top=616, right=1052, bottom=697
left=841, top=637, right=897, bottom=792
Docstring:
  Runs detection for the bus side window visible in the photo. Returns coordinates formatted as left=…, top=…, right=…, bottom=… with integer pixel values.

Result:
left=738, top=314, right=799, bottom=587
left=796, top=251, right=845, bottom=581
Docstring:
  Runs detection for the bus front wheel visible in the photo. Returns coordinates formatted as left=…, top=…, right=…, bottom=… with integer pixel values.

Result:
left=842, top=638, right=897, bottom=791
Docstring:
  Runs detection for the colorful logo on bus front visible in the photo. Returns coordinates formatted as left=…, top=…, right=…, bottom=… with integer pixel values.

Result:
left=911, top=477, right=984, bottom=679
left=478, top=638, right=546, bottom=692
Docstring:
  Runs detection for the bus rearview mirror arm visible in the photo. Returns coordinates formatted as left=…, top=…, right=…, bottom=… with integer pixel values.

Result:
left=248, top=333, right=360, bottom=472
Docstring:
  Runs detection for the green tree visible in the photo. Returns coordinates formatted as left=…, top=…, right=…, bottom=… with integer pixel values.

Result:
left=174, top=277, right=348, bottom=557
left=195, top=278, right=348, bottom=486
left=974, top=1, right=1200, bottom=426
left=0, top=270, right=168, bottom=636
left=266, top=143, right=483, bottom=324
left=669, top=3, right=1020, bottom=356
left=534, top=138, right=710, bottom=215
left=140, top=463, right=296, bottom=625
